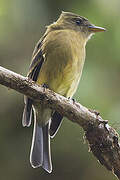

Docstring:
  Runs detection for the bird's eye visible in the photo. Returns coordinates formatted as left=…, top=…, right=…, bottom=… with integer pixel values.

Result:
left=76, top=19, right=82, bottom=26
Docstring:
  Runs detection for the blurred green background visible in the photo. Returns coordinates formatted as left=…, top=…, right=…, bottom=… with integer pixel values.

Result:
left=0, top=0, right=120, bottom=179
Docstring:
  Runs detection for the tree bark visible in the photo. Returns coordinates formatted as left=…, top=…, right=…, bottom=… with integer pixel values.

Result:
left=0, top=65, right=120, bottom=179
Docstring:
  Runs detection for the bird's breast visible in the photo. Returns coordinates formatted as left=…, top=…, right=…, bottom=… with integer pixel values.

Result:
left=37, top=30, right=86, bottom=97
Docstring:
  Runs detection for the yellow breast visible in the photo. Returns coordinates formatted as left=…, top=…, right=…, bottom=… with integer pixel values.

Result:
left=36, top=29, right=86, bottom=97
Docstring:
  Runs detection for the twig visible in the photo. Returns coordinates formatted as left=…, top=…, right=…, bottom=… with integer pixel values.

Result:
left=0, top=65, right=120, bottom=179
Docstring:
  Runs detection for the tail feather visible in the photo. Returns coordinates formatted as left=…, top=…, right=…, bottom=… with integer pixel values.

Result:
left=42, top=124, right=52, bottom=173
left=50, top=111, right=63, bottom=138
left=30, top=111, right=52, bottom=173
left=22, top=97, right=32, bottom=127
left=30, top=120, right=43, bottom=167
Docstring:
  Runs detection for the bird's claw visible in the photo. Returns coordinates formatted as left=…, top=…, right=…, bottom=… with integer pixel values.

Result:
left=42, top=83, right=49, bottom=89
left=68, top=97, right=76, bottom=104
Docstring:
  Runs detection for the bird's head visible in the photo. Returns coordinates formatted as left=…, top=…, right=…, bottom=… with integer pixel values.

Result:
left=53, top=11, right=106, bottom=41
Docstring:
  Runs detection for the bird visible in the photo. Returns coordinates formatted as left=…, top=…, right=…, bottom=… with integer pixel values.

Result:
left=22, top=11, right=106, bottom=173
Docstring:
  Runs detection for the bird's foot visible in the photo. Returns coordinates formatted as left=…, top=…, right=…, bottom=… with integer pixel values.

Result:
left=68, top=97, right=76, bottom=104
left=42, top=83, right=49, bottom=92
left=42, top=83, right=49, bottom=89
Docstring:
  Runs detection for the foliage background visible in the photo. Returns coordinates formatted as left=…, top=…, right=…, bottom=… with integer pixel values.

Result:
left=0, top=0, right=120, bottom=179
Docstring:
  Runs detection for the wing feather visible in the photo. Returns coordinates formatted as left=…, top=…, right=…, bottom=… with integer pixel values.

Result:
left=22, top=38, right=45, bottom=127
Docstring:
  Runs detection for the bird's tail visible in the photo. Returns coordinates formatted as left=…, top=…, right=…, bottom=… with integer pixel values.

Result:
left=22, top=97, right=32, bottom=127
left=30, top=111, right=52, bottom=173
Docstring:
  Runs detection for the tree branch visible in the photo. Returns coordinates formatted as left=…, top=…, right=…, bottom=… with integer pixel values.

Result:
left=0, top=65, right=120, bottom=179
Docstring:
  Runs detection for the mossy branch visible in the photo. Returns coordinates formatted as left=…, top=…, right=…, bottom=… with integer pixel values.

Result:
left=0, top=65, right=120, bottom=179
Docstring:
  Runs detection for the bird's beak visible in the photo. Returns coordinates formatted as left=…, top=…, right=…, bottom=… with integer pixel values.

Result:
left=88, top=25, right=106, bottom=32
